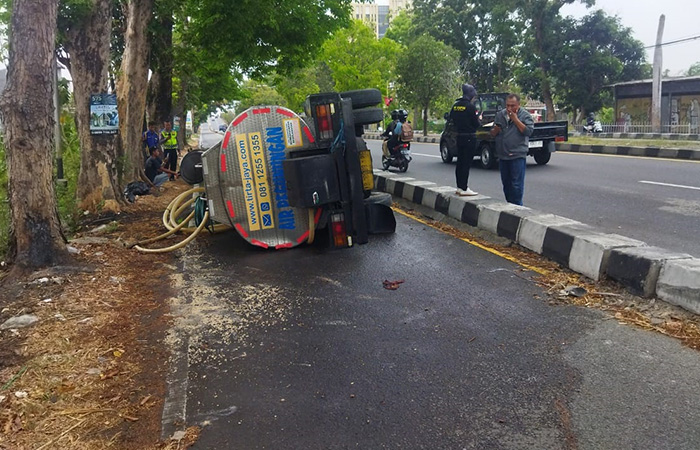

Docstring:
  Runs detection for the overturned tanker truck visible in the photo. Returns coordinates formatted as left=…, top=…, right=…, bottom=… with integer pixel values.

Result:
left=179, top=88, right=396, bottom=249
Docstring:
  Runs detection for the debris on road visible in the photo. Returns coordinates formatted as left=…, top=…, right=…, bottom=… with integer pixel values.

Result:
left=383, top=279, right=405, bottom=290
left=0, top=314, right=39, bottom=330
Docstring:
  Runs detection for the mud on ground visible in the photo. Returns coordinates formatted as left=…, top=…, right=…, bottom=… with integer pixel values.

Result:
left=0, top=181, right=198, bottom=450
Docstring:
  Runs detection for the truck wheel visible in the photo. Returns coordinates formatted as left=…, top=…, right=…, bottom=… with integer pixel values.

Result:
left=534, top=149, right=551, bottom=165
left=340, top=89, right=382, bottom=109
left=440, top=140, right=453, bottom=163
left=353, top=107, right=384, bottom=126
left=364, top=191, right=393, bottom=207
left=479, top=143, right=497, bottom=170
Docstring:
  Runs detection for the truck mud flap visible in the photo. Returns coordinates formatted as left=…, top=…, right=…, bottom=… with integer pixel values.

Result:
left=365, top=203, right=396, bottom=234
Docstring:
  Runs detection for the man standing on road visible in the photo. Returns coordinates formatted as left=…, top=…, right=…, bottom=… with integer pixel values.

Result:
left=490, top=94, right=534, bottom=206
left=160, top=120, right=180, bottom=181
left=450, top=84, right=481, bottom=196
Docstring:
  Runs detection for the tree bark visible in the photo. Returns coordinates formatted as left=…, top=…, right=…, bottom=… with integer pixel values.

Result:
left=0, top=0, right=68, bottom=268
left=533, top=15, right=556, bottom=121
left=147, top=14, right=173, bottom=124
left=117, top=0, right=155, bottom=183
left=64, top=0, right=123, bottom=212
left=172, top=78, right=188, bottom=150
left=422, top=104, right=429, bottom=136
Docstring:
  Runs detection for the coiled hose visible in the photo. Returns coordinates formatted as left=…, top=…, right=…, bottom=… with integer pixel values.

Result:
left=134, top=187, right=229, bottom=253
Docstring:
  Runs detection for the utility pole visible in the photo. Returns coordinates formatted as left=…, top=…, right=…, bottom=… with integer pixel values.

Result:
left=651, top=14, right=665, bottom=134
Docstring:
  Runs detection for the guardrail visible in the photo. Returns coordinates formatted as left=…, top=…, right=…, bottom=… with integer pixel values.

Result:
left=573, top=122, right=700, bottom=135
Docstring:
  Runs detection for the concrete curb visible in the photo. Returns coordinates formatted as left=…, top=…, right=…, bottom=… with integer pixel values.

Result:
left=363, top=133, right=700, bottom=161
left=374, top=169, right=700, bottom=315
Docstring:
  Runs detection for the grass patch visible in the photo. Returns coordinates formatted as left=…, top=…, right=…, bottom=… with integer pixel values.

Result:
left=568, top=135, right=700, bottom=150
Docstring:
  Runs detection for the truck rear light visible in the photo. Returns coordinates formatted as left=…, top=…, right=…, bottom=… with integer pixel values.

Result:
left=555, top=136, right=565, bottom=142
left=331, top=212, right=350, bottom=247
left=316, top=104, right=334, bottom=140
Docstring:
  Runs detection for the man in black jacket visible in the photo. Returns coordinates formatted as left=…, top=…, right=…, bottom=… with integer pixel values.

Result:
left=450, top=83, right=481, bottom=196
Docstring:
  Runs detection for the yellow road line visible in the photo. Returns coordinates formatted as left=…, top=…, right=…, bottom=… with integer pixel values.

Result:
left=392, top=207, right=550, bottom=276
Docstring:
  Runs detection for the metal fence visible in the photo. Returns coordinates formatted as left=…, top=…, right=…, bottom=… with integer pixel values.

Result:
left=572, top=121, right=700, bottom=135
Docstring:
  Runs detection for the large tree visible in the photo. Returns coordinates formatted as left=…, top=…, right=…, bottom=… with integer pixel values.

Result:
left=58, top=0, right=123, bottom=212
left=412, top=0, right=521, bottom=92
left=0, top=0, right=68, bottom=268
left=117, top=0, right=154, bottom=183
left=515, top=0, right=594, bottom=120
left=321, top=20, right=401, bottom=94
left=396, top=34, right=461, bottom=135
left=555, top=10, right=646, bottom=117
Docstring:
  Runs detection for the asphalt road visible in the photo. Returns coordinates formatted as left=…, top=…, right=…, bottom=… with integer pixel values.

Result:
left=367, top=139, right=700, bottom=257
left=198, top=120, right=226, bottom=150
left=165, top=214, right=700, bottom=449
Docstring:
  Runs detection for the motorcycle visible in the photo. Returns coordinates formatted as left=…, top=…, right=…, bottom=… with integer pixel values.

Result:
left=382, top=142, right=412, bottom=172
left=582, top=119, right=603, bottom=134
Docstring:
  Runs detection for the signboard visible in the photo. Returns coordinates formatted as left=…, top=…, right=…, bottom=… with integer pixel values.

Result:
left=186, top=111, right=193, bottom=133
left=173, top=115, right=181, bottom=132
left=89, top=93, right=118, bottom=135
left=200, top=106, right=319, bottom=249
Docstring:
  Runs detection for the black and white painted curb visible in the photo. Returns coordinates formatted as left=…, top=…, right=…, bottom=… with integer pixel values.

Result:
left=363, top=133, right=700, bottom=161
left=374, top=169, right=700, bottom=315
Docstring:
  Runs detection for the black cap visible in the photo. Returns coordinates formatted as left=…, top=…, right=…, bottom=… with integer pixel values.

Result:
left=462, top=84, right=477, bottom=100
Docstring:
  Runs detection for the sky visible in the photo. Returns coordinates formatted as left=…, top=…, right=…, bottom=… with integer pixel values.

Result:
left=375, top=0, right=700, bottom=75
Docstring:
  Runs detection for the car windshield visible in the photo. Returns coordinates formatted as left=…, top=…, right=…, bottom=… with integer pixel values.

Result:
left=480, top=96, right=505, bottom=111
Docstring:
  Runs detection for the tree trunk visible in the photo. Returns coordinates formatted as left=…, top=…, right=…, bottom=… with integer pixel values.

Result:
left=117, top=0, right=155, bottom=183
left=422, top=104, right=429, bottom=136
left=65, top=0, right=123, bottom=212
left=0, top=0, right=68, bottom=268
left=533, top=15, right=556, bottom=121
left=146, top=14, right=173, bottom=124
left=172, top=78, right=188, bottom=150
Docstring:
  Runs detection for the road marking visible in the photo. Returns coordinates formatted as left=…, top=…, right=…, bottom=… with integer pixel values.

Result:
left=392, top=207, right=550, bottom=276
left=639, top=180, right=700, bottom=191
left=558, top=151, right=700, bottom=164
left=412, top=152, right=442, bottom=159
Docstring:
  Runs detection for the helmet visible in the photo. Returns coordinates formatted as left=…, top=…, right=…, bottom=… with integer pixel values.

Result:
left=462, top=83, right=477, bottom=101
left=390, top=110, right=399, bottom=120
left=398, top=109, right=409, bottom=121
left=588, top=112, right=595, bottom=118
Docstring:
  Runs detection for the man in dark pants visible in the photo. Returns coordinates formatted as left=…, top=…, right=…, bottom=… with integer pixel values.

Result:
left=490, top=94, right=534, bottom=205
left=160, top=120, right=180, bottom=181
left=450, top=84, right=481, bottom=196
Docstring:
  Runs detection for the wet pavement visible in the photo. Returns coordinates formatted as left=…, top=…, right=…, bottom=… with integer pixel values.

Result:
left=166, top=213, right=700, bottom=449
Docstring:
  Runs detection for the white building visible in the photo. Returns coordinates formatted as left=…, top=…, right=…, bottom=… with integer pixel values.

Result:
left=351, top=1, right=412, bottom=39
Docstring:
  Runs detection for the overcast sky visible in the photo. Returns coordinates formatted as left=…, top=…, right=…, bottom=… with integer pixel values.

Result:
left=376, top=0, right=700, bottom=75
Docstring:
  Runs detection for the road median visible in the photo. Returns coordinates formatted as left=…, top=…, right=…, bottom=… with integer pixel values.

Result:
left=373, top=169, right=700, bottom=315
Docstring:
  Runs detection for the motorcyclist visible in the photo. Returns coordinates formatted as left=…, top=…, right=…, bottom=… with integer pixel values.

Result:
left=387, top=110, right=409, bottom=156
left=586, top=112, right=595, bottom=128
left=382, top=110, right=399, bottom=158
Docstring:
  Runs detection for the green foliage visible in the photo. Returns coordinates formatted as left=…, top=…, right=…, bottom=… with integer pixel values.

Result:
left=687, top=62, right=700, bottom=77
left=553, top=10, right=646, bottom=114
left=237, top=80, right=288, bottom=112
left=411, top=0, right=522, bottom=91
left=274, top=66, right=322, bottom=113
left=395, top=34, right=460, bottom=133
left=384, top=9, right=416, bottom=46
left=321, top=20, right=402, bottom=94
left=56, top=110, right=82, bottom=233
left=599, top=106, right=614, bottom=123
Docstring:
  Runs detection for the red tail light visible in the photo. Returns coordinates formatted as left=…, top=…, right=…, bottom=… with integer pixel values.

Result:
left=316, top=104, right=334, bottom=140
left=331, top=212, right=350, bottom=247
left=555, top=136, right=565, bottom=142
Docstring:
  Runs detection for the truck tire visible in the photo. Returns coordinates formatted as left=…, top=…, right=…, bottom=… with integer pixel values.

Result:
left=364, top=191, right=393, bottom=207
left=479, top=142, right=498, bottom=170
left=353, top=107, right=384, bottom=126
left=534, top=148, right=551, bottom=165
left=340, top=89, right=382, bottom=109
left=440, top=139, right=453, bottom=163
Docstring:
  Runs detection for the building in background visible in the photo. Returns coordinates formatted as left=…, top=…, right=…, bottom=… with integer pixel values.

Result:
left=610, top=76, right=700, bottom=133
left=352, top=1, right=412, bottom=38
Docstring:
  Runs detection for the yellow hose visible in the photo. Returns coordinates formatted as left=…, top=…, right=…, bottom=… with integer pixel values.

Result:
left=135, top=187, right=230, bottom=253
left=135, top=211, right=211, bottom=253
